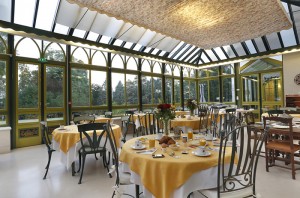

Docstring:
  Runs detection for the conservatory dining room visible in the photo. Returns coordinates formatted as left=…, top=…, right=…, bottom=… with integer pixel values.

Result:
left=1, top=0, right=300, bottom=198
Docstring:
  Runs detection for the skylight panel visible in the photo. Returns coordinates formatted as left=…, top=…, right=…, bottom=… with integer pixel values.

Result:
left=54, top=24, right=69, bottom=35
left=266, top=32, right=281, bottom=50
left=86, top=32, right=99, bottom=42
left=72, top=29, right=86, bottom=38
left=14, top=0, right=36, bottom=27
left=35, top=0, right=60, bottom=31
left=233, top=43, right=246, bottom=56
left=204, top=49, right=218, bottom=61
left=254, top=38, right=266, bottom=52
left=213, top=47, right=226, bottom=60
left=244, top=40, right=257, bottom=54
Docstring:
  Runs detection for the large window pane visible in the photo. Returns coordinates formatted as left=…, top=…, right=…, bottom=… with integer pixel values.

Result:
left=112, top=73, right=125, bottom=105
left=209, top=79, right=220, bottom=102
left=142, top=76, right=152, bottom=104
left=190, top=81, right=196, bottom=99
left=183, top=80, right=189, bottom=101
left=126, top=74, right=138, bottom=105
left=174, top=79, right=181, bottom=104
left=91, top=70, right=107, bottom=106
left=199, top=81, right=208, bottom=103
left=262, top=72, right=282, bottom=102
left=242, top=75, right=258, bottom=102
left=153, top=77, right=162, bottom=104
left=46, top=66, right=63, bottom=107
left=71, top=68, right=90, bottom=106
left=223, top=77, right=235, bottom=102
left=0, top=60, right=6, bottom=109
left=18, top=63, right=39, bottom=108
left=165, top=78, right=172, bottom=104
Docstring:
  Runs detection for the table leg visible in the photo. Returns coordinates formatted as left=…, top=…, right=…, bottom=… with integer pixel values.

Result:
left=135, top=185, right=139, bottom=197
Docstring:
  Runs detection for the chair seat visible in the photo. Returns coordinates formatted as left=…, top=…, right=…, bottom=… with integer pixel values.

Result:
left=266, top=141, right=300, bottom=153
left=79, top=146, right=106, bottom=153
left=119, top=172, right=132, bottom=185
left=200, top=185, right=254, bottom=198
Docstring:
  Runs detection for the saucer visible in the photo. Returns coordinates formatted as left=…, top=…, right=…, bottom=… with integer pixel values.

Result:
left=130, top=145, right=146, bottom=150
left=192, top=151, right=211, bottom=157
left=205, top=137, right=217, bottom=141
left=58, top=128, right=66, bottom=131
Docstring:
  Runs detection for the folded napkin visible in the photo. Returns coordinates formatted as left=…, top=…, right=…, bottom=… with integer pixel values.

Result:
left=136, top=148, right=157, bottom=155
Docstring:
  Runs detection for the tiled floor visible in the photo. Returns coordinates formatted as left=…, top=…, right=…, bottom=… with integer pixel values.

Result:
left=1, top=143, right=300, bottom=198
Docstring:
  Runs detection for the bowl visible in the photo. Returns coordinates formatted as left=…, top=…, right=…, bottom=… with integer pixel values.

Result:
left=169, top=144, right=179, bottom=151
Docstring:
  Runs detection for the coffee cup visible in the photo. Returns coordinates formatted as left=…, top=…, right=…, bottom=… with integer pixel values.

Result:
left=196, top=146, right=205, bottom=155
left=182, top=136, right=188, bottom=143
left=59, top=125, right=65, bottom=129
left=134, top=140, right=142, bottom=148
left=205, top=133, right=213, bottom=141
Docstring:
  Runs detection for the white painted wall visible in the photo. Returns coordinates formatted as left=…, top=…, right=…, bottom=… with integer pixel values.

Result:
left=282, top=52, right=300, bottom=96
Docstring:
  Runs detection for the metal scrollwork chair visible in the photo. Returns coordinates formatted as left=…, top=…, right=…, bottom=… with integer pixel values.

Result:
left=41, top=121, right=56, bottom=179
left=104, top=122, right=137, bottom=198
left=75, top=123, right=110, bottom=184
left=196, top=125, right=267, bottom=198
left=105, top=111, right=113, bottom=118
left=121, top=110, right=136, bottom=142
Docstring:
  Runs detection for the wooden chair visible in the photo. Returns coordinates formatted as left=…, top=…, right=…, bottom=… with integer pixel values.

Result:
left=267, top=109, right=284, bottom=117
left=263, top=116, right=300, bottom=179
left=104, top=121, right=137, bottom=198
left=145, top=113, right=157, bottom=135
left=41, top=121, right=55, bottom=179
left=197, top=105, right=209, bottom=134
left=196, top=125, right=267, bottom=198
left=136, top=114, right=147, bottom=137
left=76, top=123, right=110, bottom=184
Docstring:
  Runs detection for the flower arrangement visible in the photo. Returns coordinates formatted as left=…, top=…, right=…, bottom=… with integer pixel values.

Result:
left=186, top=99, right=197, bottom=111
left=154, top=103, right=176, bottom=121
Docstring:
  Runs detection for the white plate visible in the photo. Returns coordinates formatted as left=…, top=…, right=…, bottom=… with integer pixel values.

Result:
left=205, top=137, right=217, bottom=141
left=273, top=125, right=289, bottom=129
left=130, top=145, right=146, bottom=150
left=192, top=151, right=211, bottom=157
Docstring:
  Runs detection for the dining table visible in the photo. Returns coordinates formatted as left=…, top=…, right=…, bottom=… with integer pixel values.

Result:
left=170, top=117, right=201, bottom=132
left=119, top=134, right=233, bottom=198
left=52, top=124, right=122, bottom=170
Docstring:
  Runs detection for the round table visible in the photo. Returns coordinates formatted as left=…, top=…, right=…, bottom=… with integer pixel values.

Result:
left=171, top=117, right=200, bottom=131
left=119, top=135, right=232, bottom=198
left=52, top=124, right=122, bottom=169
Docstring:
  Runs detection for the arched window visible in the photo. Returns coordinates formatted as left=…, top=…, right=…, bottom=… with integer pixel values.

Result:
left=173, top=66, right=180, bottom=77
left=0, top=33, right=8, bottom=54
left=126, top=57, right=138, bottom=70
left=142, top=60, right=151, bottom=72
left=44, top=42, right=66, bottom=62
left=111, top=54, right=125, bottom=69
left=92, top=51, right=107, bottom=66
left=183, top=67, right=189, bottom=77
left=71, top=47, right=89, bottom=64
left=165, top=64, right=172, bottom=75
left=152, top=62, right=162, bottom=74
left=15, top=37, right=40, bottom=58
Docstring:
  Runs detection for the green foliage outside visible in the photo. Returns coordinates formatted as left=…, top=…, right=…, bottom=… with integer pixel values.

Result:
left=18, top=63, right=39, bottom=108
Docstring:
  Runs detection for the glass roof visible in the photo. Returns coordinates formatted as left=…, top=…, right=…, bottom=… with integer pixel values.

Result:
left=0, top=0, right=299, bottom=67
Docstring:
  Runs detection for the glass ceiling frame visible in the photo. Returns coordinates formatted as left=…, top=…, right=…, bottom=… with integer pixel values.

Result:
left=0, top=0, right=300, bottom=68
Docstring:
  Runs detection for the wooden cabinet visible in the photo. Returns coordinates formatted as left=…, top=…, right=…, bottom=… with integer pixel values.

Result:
left=286, top=95, right=300, bottom=107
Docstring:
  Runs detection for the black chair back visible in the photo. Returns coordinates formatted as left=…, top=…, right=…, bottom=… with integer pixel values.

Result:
left=198, top=105, right=209, bottom=133
left=145, top=113, right=157, bottom=134
left=77, top=123, right=107, bottom=152
left=217, top=125, right=267, bottom=197
left=267, top=109, right=284, bottom=117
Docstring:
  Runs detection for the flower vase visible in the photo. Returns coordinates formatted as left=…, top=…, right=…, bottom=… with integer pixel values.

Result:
left=163, top=119, right=170, bottom=136
left=190, top=109, right=194, bottom=117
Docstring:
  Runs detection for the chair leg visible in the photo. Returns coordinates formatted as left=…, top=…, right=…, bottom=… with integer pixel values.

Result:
left=43, top=151, right=53, bottom=179
left=291, top=153, right=296, bottom=180
left=94, top=153, right=98, bottom=160
left=135, top=185, right=139, bottom=198
left=78, top=155, right=86, bottom=184
left=77, top=153, right=82, bottom=173
left=265, top=148, right=269, bottom=172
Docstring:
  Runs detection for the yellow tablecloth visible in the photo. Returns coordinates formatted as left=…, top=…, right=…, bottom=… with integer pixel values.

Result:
left=171, top=117, right=200, bottom=130
left=120, top=135, right=232, bottom=198
left=94, top=117, right=112, bottom=123
left=52, top=124, right=122, bottom=153
left=175, top=111, right=189, bottom=116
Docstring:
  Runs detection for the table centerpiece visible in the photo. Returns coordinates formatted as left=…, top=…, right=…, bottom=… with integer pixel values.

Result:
left=154, top=103, right=176, bottom=136
left=186, top=99, right=197, bottom=116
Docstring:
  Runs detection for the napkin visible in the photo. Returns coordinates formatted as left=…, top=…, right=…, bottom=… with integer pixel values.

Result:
left=136, top=148, right=157, bottom=155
